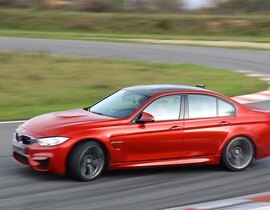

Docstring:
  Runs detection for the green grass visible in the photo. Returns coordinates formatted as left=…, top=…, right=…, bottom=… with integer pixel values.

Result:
left=0, top=52, right=267, bottom=120
left=1, top=29, right=270, bottom=43
left=0, top=8, right=270, bottom=43
left=1, top=9, right=270, bottom=50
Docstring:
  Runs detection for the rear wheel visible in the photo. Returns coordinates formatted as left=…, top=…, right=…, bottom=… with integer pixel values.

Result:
left=68, top=141, right=105, bottom=181
left=221, top=137, right=254, bottom=171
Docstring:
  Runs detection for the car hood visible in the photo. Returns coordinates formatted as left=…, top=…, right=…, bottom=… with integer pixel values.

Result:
left=18, top=109, right=119, bottom=136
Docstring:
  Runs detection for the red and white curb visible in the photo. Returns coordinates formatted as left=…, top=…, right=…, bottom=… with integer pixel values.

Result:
left=232, top=70, right=270, bottom=104
left=166, top=191, right=270, bottom=210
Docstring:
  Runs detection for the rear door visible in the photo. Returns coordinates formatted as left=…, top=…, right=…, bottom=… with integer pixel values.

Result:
left=182, top=94, right=236, bottom=158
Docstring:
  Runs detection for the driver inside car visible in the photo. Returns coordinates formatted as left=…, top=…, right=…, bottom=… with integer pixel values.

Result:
left=155, top=100, right=170, bottom=121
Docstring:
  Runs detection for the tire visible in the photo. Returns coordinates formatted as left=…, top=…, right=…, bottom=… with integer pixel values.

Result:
left=67, top=141, right=106, bottom=181
left=221, top=137, right=254, bottom=171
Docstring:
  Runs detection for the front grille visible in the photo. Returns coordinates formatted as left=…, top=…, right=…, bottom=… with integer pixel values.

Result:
left=15, top=132, right=34, bottom=145
left=14, top=152, right=29, bottom=165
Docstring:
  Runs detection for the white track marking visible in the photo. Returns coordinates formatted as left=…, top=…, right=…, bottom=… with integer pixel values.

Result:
left=0, top=120, right=26, bottom=124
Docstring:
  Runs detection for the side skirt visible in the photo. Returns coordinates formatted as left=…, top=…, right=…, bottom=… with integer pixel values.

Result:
left=109, top=155, right=220, bottom=170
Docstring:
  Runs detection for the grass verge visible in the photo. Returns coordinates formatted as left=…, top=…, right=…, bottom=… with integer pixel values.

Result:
left=1, top=9, right=270, bottom=38
left=1, top=29, right=270, bottom=43
left=0, top=52, right=267, bottom=120
left=0, top=9, right=270, bottom=50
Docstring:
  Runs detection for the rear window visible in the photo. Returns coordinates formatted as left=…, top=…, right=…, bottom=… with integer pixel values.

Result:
left=188, top=94, right=235, bottom=119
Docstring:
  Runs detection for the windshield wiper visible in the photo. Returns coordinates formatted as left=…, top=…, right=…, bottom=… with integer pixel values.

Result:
left=90, top=110, right=106, bottom=116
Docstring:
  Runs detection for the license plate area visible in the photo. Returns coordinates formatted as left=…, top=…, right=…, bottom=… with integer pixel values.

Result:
left=13, top=144, right=26, bottom=155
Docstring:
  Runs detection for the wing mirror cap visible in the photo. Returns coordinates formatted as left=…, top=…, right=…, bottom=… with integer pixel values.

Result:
left=135, top=112, right=155, bottom=123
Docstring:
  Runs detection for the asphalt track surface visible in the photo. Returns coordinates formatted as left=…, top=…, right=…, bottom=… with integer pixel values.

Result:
left=1, top=37, right=270, bottom=73
left=1, top=37, right=270, bottom=210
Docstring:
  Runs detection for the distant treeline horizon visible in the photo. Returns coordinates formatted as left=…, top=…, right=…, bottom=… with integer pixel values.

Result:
left=0, top=0, right=269, bottom=14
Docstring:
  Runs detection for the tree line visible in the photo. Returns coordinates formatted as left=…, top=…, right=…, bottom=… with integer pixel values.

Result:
left=0, top=0, right=269, bottom=14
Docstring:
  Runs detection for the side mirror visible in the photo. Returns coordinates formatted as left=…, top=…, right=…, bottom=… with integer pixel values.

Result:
left=135, top=112, right=154, bottom=123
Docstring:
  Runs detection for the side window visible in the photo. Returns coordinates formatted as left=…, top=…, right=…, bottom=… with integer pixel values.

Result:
left=218, top=99, right=235, bottom=117
left=144, top=95, right=181, bottom=121
left=188, top=95, right=217, bottom=119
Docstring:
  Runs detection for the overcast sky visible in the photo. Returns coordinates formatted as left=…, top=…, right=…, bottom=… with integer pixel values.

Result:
left=183, top=0, right=214, bottom=9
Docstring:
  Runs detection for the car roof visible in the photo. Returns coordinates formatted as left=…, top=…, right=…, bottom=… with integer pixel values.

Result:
left=124, top=84, right=211, bottom=96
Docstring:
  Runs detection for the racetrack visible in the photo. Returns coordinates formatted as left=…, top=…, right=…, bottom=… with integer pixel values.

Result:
left=1, top=37, right=270, bottom=210
left=1, top=37, right=270, bottom=73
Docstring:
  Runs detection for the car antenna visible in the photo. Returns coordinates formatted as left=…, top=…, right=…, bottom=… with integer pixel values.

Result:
left=196, top=84, right=206, bottom=89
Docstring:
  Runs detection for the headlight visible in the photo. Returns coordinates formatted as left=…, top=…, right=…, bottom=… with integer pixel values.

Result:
left=36, top=137, right=69, bottom=146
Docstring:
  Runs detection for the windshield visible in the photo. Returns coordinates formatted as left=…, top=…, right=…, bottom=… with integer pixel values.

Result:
left=89, top=89, right=150, bottom=118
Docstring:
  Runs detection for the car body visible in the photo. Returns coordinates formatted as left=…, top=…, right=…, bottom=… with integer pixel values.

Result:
left=12, top=84, right=270, bottom=181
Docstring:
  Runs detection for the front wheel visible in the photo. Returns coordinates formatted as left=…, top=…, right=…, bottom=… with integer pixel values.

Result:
left=221, top=137, right=254, bottom=171
left=68, top=141, right=106, bottom=181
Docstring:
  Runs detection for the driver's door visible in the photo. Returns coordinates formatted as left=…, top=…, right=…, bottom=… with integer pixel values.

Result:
left=123, top=95, right=183, bottom=162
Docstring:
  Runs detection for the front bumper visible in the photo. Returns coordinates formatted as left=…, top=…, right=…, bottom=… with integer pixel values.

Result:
left=13, top=151, right=51, bottom=171
left=12, top=140, right=67, bottom=174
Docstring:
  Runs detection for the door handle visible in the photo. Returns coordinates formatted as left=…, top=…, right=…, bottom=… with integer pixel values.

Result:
left=169, top=126, right=182, bottom=130
left=218, top=121, right=231, bottom=126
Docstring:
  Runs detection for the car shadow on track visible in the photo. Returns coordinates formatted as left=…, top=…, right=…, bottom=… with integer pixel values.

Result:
left=14, top=164, right=223, bottom=182
left=6, top=154, right=269, bottom=184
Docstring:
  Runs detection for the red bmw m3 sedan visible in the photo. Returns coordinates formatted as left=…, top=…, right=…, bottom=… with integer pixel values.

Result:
left=12, top=84, right=270, bottom=181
